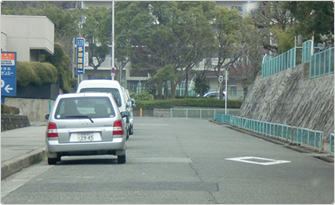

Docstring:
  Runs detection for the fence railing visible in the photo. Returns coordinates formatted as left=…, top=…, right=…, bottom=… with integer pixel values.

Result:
left=171, top=108, right=240, bottom=119
left=310, top=47, right=334, bottom=78
left=215, top=113, right=324, bottom=152
left=262, top=47, right=296, bottom=78
left=262, top=38, right=334, bottom=79
left=330, top=133, right=334, bottom=155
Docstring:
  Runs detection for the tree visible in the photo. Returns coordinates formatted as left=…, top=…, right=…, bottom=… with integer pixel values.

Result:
left=232, top=17, right=263, bottom=100
left=282, top=1, right=334, bottom=45
left=193, top=71, right=210, bottom=97
left=211, top=7, right=244, bottom=100
left=125, top=1, right=215, bottom=99
left=249, top=2, right=295, bottom=54
left=82, top=6, right=111, bottom=76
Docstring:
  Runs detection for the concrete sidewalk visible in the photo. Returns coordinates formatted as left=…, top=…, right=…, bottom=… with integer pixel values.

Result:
left=1, top=122, right=47, bottom=180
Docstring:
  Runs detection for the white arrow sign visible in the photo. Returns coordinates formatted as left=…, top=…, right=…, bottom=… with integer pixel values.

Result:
left=5, top=84, right=13, bottom=93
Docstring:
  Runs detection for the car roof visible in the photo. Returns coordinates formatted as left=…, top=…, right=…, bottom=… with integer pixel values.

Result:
left=57, top=92, right=113, bottom=99
left=78, top=79, right=122, bottom=88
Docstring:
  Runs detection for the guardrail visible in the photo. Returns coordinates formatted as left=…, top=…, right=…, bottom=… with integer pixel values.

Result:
left=171, top=108, right=239, bottom=119
left=310, top=47, right=334, bottom=79
left=215, top=113, right=324, bottom=152
left=330, top=133, right=334, bottom=155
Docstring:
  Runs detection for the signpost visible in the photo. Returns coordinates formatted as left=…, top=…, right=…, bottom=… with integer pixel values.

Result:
left=1, top=52, right=17, bottom=103
left=111, top=67, right=115, bottom=80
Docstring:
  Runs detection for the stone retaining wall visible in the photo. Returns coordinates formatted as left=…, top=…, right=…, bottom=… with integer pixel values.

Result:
left=1, top=114, right=30, bottom=131
left=239, top=63, right=334, bottom=141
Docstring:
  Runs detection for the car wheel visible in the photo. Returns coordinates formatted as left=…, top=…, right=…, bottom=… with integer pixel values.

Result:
left=117, top=154, right=126, bottom=164
left=48, top=157, right=57, bottom=165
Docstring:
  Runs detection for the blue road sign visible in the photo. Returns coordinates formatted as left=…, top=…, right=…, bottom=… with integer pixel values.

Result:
left=111, top=67, right=115, bottom=73
left=1, top=52, right=17, bottom=96
left=77, top=37, right=85, bottom=74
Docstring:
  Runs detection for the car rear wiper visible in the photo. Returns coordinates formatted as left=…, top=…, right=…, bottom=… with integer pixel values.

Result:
left=65, top=115, right=94, bottom=123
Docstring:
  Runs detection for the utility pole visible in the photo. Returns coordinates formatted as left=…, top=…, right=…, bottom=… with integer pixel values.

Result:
left=111, top=1, right=115, bottom=80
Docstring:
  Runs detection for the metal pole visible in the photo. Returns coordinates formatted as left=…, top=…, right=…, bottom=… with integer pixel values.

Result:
left=224, top=69, right=228, bottom=115
left=111, top=1, right=115, bottom=80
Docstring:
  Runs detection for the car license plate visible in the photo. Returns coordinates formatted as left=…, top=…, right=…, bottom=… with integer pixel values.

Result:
left=78, top=133, right=93, bottom=142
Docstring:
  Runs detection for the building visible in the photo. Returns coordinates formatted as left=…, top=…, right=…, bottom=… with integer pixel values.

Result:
left=1, top=15, right=54, bottom=61
left=1, top=15, right=57, bottom=121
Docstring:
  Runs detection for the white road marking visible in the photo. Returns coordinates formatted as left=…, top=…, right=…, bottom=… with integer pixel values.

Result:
left=225, top=156, right=291, bottom=166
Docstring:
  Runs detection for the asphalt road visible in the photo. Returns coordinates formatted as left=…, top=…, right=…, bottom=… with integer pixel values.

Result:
left=1, top=117, right=334, bottom=204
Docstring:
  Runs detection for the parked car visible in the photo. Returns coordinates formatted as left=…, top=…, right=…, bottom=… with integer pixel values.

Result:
left=45, top=92, right=129, bottom=165
left=76, top=79, right=134, bottom=138
left=121, top=87, right=135, bottom=135
left=202, top=90, right=227, bottom=100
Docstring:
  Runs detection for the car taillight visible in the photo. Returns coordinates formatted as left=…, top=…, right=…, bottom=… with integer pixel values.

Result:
left=47, top=122, right=58, bottom=138
left=113, top=120, right=124, bottom=135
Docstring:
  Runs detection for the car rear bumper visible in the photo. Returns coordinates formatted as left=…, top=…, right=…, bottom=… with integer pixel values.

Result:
left=46, top=138, right=126, bottom=154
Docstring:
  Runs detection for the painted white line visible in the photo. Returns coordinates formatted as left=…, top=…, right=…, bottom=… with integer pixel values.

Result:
left=135, top=124, right=169, bottom=126
left=225, top=156, right=291, bottom=166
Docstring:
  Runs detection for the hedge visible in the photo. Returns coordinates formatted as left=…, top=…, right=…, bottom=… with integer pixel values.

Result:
left=134, top=98, right=243, bottom=110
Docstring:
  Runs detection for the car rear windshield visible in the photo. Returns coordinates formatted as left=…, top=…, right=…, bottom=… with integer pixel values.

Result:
left=79, top=88, right=122, bottom=107
left=54, top=97, right=115, bottom=119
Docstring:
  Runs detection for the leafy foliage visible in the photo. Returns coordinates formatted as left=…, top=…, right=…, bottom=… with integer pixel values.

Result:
left=282, top=1, right=334, bottom=45
left=45, top=43, right=73, bottom=92
left=16, top=62, right=58, bottom=87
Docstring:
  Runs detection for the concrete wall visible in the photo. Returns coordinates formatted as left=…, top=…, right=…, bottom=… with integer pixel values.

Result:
left=239, top=63, right=334, bottom=141
left=4, top=98, right=54, bottom=122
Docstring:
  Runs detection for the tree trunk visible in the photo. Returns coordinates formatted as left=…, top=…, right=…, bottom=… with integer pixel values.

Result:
left=157, top=85, right=163, bottom=99
left=184, top=68, right=189, bottom=98
left=170, top=80, right=177, bottom=99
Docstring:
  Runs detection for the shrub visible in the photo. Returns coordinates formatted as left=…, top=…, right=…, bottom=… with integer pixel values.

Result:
left=131, top=91, right=154, bottom=101
left=134, top=98, right=243, bottom=110
left=1, top=104, right=19, bottom=114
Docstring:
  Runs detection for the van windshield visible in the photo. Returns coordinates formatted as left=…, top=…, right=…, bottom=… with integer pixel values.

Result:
left=79, top=88, right=122, bottom=107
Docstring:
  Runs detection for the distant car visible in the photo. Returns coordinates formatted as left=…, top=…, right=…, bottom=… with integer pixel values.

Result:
left=202, top=91, right=227, bottom=100
left=45, top=92, right=130, bottom=165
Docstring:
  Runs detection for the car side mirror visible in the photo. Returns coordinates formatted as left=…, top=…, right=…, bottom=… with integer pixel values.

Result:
left=45, top=114, right=50, bottom=120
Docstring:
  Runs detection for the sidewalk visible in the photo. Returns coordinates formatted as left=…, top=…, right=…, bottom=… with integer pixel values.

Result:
left=1, top=122, right=47, bottom=180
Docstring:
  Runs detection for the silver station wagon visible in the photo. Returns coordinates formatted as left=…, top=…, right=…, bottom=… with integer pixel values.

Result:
left=45, top=93, right=129, bottom=165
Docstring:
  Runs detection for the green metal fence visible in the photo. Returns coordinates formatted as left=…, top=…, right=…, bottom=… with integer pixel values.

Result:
left=262, top=47, right=296, bottom=78
left=262, top=38, right=334, bottom=79
left=330, top=133, right=334, bottom=155
left=310, top=47, right=334, bottom=78
left=215, top=113, right=324, bottom=152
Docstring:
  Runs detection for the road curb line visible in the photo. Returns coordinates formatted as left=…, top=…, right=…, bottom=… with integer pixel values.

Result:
left=1, top=147, right=46, bottom=180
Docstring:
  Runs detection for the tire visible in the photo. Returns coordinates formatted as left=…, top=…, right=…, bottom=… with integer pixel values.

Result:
left=48, top=157, right=57, bottom=165
left=117, top=154, right=126, bottom=164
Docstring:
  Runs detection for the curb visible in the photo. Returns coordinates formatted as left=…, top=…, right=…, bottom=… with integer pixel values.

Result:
left=209, top=120, right=334, bottom=163
left=1, top=147, right=46, bottom=180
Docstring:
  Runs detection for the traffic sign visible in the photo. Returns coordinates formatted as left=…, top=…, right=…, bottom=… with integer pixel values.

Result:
left=1, top=52, right=17, bottom=96
left=111, top=67, right=115, bottom=73
left=218, top=75, right=223, bottom=83
left=76, top=37, right=85, bottom=74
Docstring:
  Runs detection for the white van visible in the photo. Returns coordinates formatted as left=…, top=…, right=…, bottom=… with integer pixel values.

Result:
left=76, top=79, right=133, bottom=138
